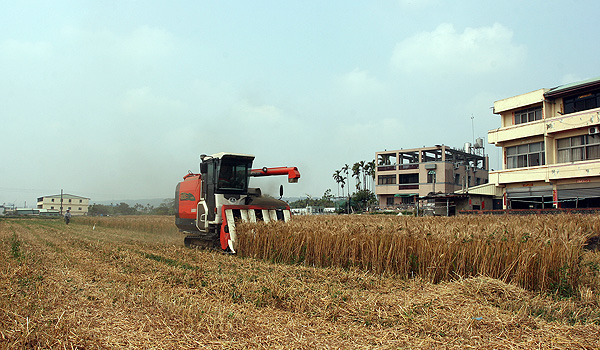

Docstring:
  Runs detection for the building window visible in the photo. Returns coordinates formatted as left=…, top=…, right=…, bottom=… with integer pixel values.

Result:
left=564, top=90, right=600, bottom=114
left=79, top=207, right=82, bottom=211
left=398, top=173, right=419, bottom=184
left=68, top=199, right=72, bottom=203
left=50, top=206, right=54, bottom=209
left=79, top=199, right=82, bottom=203
left=427, top=172, right=435, bottom=183
left=514, top=106, right=542, bottom=124
left=386, top=197, right=394, bottom=206
left=51, top=198, right=54, bottom=202
left=557, top=134, right=600, bottom=163
left=454, top=174, right=460, bottom=185
left=401, top=196, right=414, bottom=204
left=398, top=173, right=419, bottom=190
left=378, top=175, right=396, bottom=185
left=506, top=142, right=545, bottom=169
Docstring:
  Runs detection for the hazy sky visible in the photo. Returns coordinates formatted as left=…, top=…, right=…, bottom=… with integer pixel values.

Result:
left=2, top=0, right=599, bottom=206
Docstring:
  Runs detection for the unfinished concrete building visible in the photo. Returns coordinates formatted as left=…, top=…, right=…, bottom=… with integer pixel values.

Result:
left=375, top=145, right=489, bottom=209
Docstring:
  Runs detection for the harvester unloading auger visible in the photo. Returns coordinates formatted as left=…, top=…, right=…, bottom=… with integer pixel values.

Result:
left=175, top=152, right=300, bottom=253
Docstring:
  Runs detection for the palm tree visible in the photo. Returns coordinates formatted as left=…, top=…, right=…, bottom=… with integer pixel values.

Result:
left=379, top=155, right=390, bottom=165
left=365, top=159, right=376, bottom=192
left=341, top=164, right=349, bottom=197
left=352, top=162, right=362, bottom=191
left=359, top=160, right=367, bottom=191
left=332, top=170, right=342, bottom=197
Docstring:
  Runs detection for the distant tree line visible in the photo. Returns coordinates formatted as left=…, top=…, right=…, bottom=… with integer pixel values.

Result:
left=332, top=160, right=376, bottom=197
left=331, top=160, right=377, bottom=213
left=288, top=189, right=335, bottom=208
left=88, top=199, right=175, bottom=216
left=289, top=159, right=378, bottom=214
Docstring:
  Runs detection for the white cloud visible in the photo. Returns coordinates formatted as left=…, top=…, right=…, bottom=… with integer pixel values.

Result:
left=391, top=23, right=526, bottom=75
left=398, top=0, right=437, bottom=10
left=337, top=68, right=385, bottom=96
left=0, top=39, right=52, bottom=59
left=121, top=87, right=185, bottom=117
left=559, top=74, right=585, bottom=85
left=122, top=26, right=174, bottom=60
left=233, top=99, right=285, bottom=124
left=334, top=118, right=404, bottom=146
left=61, top=25, right=174, bottom=62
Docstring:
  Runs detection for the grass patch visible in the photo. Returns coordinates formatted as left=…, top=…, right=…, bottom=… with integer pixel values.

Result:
left=10, top=233, right=23, bottom=261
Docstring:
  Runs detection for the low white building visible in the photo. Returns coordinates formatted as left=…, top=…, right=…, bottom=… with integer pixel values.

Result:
left=37, top=194, right=90, bottom=215
left=291, top=206, right=335, bottom=215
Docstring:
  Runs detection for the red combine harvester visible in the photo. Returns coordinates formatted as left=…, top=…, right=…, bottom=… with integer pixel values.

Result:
left=175, top=152, right=300, bottom=253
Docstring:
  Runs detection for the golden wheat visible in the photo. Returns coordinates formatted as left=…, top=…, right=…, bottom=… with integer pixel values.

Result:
left=75, top=215, right=178, bottom=235
left=237, top=214, right=599, bottom=294
left=1, top=216, right=599, bottom=349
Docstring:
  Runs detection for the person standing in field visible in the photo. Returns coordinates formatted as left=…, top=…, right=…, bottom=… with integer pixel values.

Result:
left=64, top=209, right=71, bottom=225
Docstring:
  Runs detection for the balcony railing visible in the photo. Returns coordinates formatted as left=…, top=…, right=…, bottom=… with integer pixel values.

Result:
left=398, top=164, right=419, bottom=170
left=377, top=165, right=396, bottom=171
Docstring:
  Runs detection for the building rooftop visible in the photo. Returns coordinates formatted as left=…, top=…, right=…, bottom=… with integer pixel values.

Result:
left=494, top=88, right=547, bottom=113
left=544, top=76, right=600, bottom=98
left=38, top=194, right=90, bottom=200
left=455, top=182, right=503, bottom=197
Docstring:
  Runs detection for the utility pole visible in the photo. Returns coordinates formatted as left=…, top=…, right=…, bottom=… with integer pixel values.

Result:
left=471, top=114, right=475, bottom=146
left=60, top=189, right=63, bottom=215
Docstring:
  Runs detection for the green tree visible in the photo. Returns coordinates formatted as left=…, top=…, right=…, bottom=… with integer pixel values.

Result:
left=342, top=164, right=349, bottom=197
left=352, top=162, right=362, bottom=191
left=317, top=189, right=335, bottom=207
left=88, top=204, right=111, bottom=216
left=151, top=198, right=176, bottom=215
left=115, top=203, right=137, bottom=215
left=289, top=190, right=335, bottom=209
left=351, top=189, right=377, bottom=212
left=332, top=170, right=343, bottom=197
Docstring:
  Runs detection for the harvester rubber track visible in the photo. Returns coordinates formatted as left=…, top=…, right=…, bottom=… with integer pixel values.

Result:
left=184, top=235, right=221, bottom=250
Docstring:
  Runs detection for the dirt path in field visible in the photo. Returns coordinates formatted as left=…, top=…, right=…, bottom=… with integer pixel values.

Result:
left=1, top=218, right=599, bottom=349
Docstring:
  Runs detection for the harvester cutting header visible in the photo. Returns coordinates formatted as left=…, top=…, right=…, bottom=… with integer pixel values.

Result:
left=175, top=152, right=300, bottom=253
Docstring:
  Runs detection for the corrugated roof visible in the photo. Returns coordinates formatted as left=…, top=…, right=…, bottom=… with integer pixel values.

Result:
left=41, top=194, right=90, bottom=199
left=544, top=76, right=600, bottom=98
left=455, top=183, right=503, bottom=197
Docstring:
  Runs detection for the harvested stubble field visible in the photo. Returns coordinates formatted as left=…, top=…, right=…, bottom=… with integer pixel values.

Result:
left=1, top=215, right=600, bottom=349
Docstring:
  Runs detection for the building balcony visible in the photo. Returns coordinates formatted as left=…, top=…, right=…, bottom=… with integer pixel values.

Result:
left=377, top=165, right=396, bottom=172
left=545, top=108, right=600, bottom=134
left=547, top=159, right=600, bottom=181
left=488, top=165, right=548, bottom=185
left=398, top=164, right=419, bottom=170
left=488, top=119, right=545, bottom=145
left=489, top=159, right=600, bottom=185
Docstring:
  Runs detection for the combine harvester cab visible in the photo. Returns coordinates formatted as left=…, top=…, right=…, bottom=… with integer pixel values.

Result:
left=175, top=152, right=300, bottom=253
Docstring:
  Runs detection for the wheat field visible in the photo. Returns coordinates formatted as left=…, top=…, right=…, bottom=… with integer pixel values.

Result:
left=238, top=214, right=600, bottom=294
left=1, top=215, right=599, bottom=349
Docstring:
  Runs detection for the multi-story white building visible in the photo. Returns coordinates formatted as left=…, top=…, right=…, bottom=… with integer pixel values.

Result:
left=375, top=145, right=489, bottom=209
left=488, top=76, right=600, bottom=209
left=37, top=194, right=90, bottom=215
